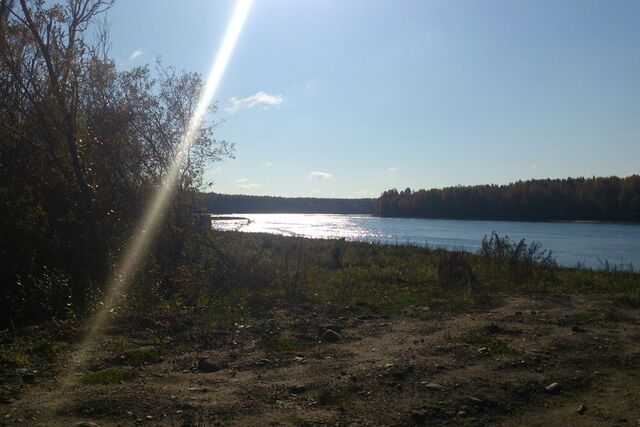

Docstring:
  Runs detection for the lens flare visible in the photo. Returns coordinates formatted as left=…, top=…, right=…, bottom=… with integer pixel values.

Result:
left=67, top=0, right=253, bottom=374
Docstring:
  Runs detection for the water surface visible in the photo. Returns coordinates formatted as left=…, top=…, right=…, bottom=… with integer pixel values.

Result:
left=211, top=213, right=640, bottom=269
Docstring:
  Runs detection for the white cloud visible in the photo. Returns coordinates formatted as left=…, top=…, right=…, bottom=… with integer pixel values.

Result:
left=386, top=166, right=398, bottom=179
left=357, top=189, right=374, bottom=196
left=261, top=161, right=273, bottom=168
left=308, top=171, right=332, bottom=181
left=311, top=188, right=322, bottom=195
left=235, top=177, right=262, bottom=190
left=225, top=91, right=283, bottom=114
left=129, top=49, right=143, bottom=60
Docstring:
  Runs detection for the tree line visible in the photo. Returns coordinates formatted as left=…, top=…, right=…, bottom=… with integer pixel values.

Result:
left=202, top=193, right=375, bottom=214
left=375, top=176, right=640, bottom=222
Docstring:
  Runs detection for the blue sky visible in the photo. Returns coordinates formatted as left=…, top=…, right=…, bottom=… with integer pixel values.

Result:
left=108, top=0, right=640, bottom=198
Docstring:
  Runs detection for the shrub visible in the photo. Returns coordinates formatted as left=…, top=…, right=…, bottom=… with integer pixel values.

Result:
left=437, top=251, right=476, bottom=290
left=478, top=232, right=557, bottom=291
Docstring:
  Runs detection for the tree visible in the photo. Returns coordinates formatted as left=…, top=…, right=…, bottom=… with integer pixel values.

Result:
left=0, top=0, right=233, bottom=327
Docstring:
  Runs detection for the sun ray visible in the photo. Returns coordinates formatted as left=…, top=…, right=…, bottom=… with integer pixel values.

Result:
left=66, top=0, right=253, bottom=377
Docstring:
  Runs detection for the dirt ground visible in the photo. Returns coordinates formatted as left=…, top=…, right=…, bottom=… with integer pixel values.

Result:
left=1, top=295, right=640, bottom=426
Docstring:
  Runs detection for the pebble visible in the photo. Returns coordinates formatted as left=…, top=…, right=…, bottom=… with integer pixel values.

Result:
left=423, top=382, right=444, bottom=391
left=289, top=384, right=307, bottom=394
left=578, top=403, right=587, bottom=414
left=321, top=329, right=341, bottom=343
left=545, top=382, right=561, bottom=393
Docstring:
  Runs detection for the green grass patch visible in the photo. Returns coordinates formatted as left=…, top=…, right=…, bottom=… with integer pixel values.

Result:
left=263, top=337, right=315, bottom=354
left=81, top=368, right=136, bottom=385
left=463, top=334, right=519, bottom=355
left=612, top=293, right=640, bottom=309
left=28, top=338, right=58, bottom=361
left=573, top=311, right=606, bottom=325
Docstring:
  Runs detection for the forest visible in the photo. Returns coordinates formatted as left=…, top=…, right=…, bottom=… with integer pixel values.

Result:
left=375, top=176, right=640, bottom=222
left=202, top=193, right=374, bottom=214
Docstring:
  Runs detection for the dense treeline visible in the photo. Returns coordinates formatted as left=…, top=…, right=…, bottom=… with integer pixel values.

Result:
left=202, top=193, right=375, bottom=214
left=376, top=176, right=640, bottom=222
left=0, top=0, right=231, bottom=328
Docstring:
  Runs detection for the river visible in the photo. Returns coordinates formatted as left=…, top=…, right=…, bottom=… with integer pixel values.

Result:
left=211, top=213, right=640, bottom=269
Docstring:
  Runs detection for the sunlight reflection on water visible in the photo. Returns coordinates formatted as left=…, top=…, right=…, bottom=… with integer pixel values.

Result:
left=211, top=213, right=640, bottom=269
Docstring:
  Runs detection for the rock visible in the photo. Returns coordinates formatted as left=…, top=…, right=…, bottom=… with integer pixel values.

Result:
left=423, top=382, right=444, bottom=391
left=256, top=358, right=272, bottom=366
left=321, top=329, right=341, bottom=343
left=545, top=382, right=561, bottom=393
left=468, top=396, right=484, bottom=404
left=73, top=423, right=100, bottom=427
left=197, top=357, right=227, bottom=373
left=289, top=384, right=307, bottom=394
left=321, top=323, right=343, bottom=333
left=577, top=403, right=587, bottom=414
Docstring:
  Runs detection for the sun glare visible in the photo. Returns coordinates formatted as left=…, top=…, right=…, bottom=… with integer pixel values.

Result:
left=69, top=0, right=253, bottom=374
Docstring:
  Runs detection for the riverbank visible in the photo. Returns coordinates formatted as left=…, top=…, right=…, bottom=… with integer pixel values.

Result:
left=210, top=214, right=640, bottom=269
left=1, top=233, right=639, bottom=425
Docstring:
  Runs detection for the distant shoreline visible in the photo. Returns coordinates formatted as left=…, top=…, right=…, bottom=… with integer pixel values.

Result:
left=209, top=212, right=640, bottom=226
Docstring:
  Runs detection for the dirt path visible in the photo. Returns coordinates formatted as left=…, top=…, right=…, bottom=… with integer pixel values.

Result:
left=2, top=295, right=639, bottom=426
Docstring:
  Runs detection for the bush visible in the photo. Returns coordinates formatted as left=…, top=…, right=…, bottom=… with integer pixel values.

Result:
left=437, top=251, right=476, bottom=290
left=478, top=232, right=557, bottom=291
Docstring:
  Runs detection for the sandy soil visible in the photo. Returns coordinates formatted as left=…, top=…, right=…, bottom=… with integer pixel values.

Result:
left=1, top=295, right=640, bottom=426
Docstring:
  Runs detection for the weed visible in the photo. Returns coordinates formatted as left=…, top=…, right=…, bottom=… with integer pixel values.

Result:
left=81, top=368, right=136, bottom=385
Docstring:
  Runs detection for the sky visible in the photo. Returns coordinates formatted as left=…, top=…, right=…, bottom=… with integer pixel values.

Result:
left=107, top=0, right=640, bottom=198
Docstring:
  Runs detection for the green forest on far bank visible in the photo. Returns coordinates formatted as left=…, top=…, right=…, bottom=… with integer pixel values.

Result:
left=376, top=176, right=640, bottom=222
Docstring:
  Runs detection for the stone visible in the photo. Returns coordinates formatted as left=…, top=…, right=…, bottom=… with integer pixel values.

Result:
left=468, top=396, right=484, bottom=404
left=289, top=384, right=307, bottom=394
left=423, top=382, right=444, bottom=391
left=545, top=382, right=560, bottom=393
left=577, top=403, right=587, bottom=414
left=197, top=357, right=227, bottom=373
left=321, top=329, right=341, bottom=343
